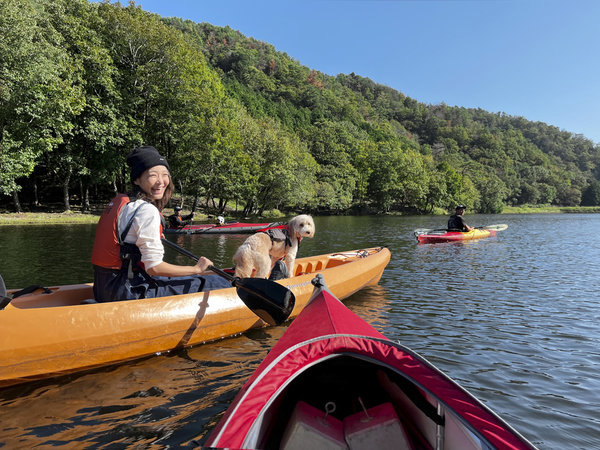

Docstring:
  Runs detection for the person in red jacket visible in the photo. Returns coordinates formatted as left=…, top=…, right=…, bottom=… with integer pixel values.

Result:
left=167, top=206, right=195, bottom=228
left=91, top=146, right=230, bottom=302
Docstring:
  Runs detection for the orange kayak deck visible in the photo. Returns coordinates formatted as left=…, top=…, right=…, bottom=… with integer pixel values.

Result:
left=0, top=247, right=390, bottom=388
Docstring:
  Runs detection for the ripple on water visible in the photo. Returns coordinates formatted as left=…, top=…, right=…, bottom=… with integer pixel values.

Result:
left=1, top=215, right=599, bottom=448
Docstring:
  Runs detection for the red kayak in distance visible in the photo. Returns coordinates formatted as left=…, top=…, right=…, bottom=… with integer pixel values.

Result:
left=164, top=221, right=284, bottom=235
left=206, top=273, right=535, bottom=450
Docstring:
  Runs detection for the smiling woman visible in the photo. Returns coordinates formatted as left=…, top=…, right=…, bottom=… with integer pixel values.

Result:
left=90, top=146, right=231, bottom=303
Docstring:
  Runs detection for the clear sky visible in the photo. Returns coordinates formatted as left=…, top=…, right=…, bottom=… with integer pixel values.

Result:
left=127, top=0, right=600, bottom=144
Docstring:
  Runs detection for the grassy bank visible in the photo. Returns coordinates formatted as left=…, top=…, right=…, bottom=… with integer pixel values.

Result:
left=0, top=212, right=101, bottom=225
left=501, top=205, right=600, bottom=214
left=0, top=208, right=209, bottom=226
left=1, top=205, right=598, bottom=225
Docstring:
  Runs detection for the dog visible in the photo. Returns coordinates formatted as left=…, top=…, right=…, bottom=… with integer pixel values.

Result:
left=233, top=214, right=315, bottom=279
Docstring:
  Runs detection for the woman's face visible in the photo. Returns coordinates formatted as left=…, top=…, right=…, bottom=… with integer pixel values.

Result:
left=134, top=165, right=170, bottom=200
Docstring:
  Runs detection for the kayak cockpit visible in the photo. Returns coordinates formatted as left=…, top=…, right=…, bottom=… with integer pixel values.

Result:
left=7, top=284, right=94, bottom=309
left=6, top=250, right=372, bottom=310
left=243, top=354, right=492, bottom=450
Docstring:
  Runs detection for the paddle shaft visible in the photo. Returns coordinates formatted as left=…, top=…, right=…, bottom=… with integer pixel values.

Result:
left=161, top=238, right=233, bottom=280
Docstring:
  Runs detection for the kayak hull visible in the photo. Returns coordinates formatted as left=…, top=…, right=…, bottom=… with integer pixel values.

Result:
left=206, top=276, right=535, bottom=450
left=417, top=228, right=496, bottom=243
left=0, top=247, right=390, bottom=388
left=164, top=222, right=282, bottom=234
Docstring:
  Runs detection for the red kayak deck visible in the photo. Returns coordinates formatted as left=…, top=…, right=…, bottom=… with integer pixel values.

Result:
left=164, top=221, right=283, bottom=235
left=206, top=275, right=535, bottom=449
left=416, top=228, right=496, bottom=243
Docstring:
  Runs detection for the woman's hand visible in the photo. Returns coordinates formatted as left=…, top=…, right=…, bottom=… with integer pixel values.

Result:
left=194, top=256, right=213, bottom=274
left=147, top=259, right=213, bottom=277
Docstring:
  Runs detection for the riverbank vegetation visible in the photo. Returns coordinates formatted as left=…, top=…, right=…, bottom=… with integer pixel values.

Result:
left=3, top=205, right=600, bottom=227
left=2, top=0, right=599, bottom=217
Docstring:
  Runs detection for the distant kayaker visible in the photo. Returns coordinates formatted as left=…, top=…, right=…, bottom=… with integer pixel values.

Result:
left=167, top=206, right=195, bottom=228
left=447, top=205, right=474, bottom=232
left=90, top=146, right=230, bottom=302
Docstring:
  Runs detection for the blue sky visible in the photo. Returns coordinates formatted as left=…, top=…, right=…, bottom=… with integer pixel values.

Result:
left=128, top=0, right=600, bottom=144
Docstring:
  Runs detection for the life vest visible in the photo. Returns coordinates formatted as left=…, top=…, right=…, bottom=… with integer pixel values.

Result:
left=91, top=194, right=164, bottom=270
left=447, top=214, right=466, bottom=232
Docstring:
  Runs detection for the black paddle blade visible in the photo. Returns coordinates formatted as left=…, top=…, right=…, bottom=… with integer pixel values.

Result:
left=233, top=278, right=295, bottom=326
left=0, top=275, right=6, bottom=298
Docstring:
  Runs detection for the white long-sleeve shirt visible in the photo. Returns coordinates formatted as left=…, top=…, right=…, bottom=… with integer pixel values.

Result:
left=117, top=199, right=164, bottom=270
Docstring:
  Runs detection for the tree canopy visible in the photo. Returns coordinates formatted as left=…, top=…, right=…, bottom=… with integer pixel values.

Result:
left=1, top=0, right=599, bottom=214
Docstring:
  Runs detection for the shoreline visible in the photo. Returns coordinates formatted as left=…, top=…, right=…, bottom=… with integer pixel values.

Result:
left=1, top=206, right=599, bottom=225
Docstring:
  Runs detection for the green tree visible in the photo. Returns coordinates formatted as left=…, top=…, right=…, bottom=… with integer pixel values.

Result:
left=581, top=181, right=600, bottom=206
left=0, top=0, right=81, bottom=211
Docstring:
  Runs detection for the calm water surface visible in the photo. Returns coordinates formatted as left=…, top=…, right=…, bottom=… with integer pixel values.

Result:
left=1, top=214, right=599, bottom=448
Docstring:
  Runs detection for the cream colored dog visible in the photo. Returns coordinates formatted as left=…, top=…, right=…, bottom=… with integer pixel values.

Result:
left=233, top=214, right=315, bottom=279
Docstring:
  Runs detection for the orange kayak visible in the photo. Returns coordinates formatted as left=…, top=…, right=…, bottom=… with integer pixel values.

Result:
left=0, top=247, right=390, bottom=388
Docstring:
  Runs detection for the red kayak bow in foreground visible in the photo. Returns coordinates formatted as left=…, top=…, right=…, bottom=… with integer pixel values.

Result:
left=206, top=274, right=535, bottom=450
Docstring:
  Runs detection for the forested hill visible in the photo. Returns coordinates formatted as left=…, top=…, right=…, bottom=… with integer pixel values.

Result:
left=170, top=20, right=600, bottom=212
left=2, top=0, right=599, bottom=214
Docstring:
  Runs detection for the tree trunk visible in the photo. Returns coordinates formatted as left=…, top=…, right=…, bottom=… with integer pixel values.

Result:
left=80, top=180, right=90, bottom=212
left=12, top=190, right=22, bottom=213
left=243, top=198, right=254, bottom=217
left=33, top=181, right=39, bottom=206
left=63, top=172, right=71, bottom=211
left=218, top=198, right=227, bottom=214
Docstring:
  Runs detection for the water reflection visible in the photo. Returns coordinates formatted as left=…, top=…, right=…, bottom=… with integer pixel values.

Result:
left=1, top=215, right=599, bottom=448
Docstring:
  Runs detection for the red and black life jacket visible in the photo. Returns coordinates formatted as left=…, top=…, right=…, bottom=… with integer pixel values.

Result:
left=91, top=194, right=164, bottom=271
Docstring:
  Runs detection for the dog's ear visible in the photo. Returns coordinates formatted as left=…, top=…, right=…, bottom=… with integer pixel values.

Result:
left=288, top=215, right=300, bottom=232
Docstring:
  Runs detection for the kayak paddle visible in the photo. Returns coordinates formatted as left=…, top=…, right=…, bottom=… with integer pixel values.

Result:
left=161, top=238, right=295, bottom=326
left=478, top=223, right=508, bottom=231
left=0, top=275, right=10, bottom=310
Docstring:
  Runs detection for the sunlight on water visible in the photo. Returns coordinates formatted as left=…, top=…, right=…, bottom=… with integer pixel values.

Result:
left=1, top=214, right=599, bottom=448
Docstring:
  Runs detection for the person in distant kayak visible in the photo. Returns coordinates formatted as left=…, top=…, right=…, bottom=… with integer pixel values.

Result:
left=91, top=146, right=230, bottom=302
left=167, top=206, right=195, bottom=228
left=447, top=205, right=474, bottom=232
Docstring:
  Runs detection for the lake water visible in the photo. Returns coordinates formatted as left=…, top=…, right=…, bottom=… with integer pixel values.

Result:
left=0, top=214, right=599, bottom=448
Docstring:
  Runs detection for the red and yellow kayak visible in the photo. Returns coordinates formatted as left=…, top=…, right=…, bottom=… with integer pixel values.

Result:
left=415, top=224, right=507, bottom=244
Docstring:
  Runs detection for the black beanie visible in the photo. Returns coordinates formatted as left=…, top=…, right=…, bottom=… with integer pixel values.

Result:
left=127, top=146, right=170, bottom=182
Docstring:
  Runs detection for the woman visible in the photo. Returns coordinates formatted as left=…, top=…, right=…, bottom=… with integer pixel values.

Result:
left=91, top=146, right=231, bottom=302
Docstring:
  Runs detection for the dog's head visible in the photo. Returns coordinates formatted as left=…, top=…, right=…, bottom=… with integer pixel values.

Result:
left=288, top=214, right=315, bottom=239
